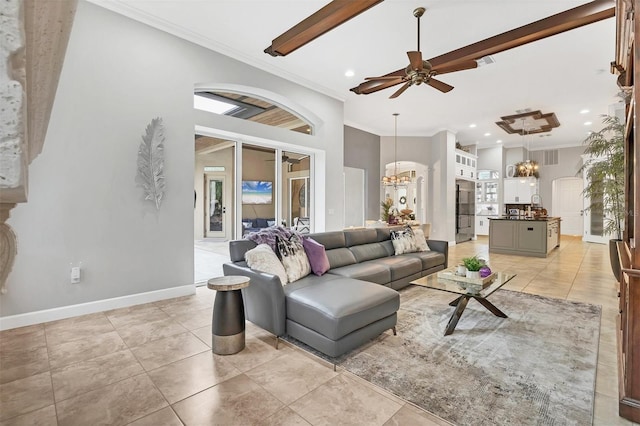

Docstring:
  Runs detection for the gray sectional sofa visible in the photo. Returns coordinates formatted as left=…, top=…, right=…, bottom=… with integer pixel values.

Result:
left=223, top=227, right=448, bottom=357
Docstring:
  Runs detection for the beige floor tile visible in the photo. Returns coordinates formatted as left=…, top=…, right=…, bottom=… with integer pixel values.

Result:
left=0, top=325, right=46, bottom=354
left=383, top=403, right=453, bottom=426
left=48, top=329, right=127, bottom=370
left=594, top=392, right=633, bottom=425
left=147, top=350, right=241, bottom=404
left=0, top=346, right=49, bottom=385
left=191, top=325, right=212, bottom=347
left=596, top=365, right=619, bottom=398
left=51, top=349, right=144, bottom=402
left=289, top=374, right=402, bottom=426
left=224, top=337, right=295, bottom=373
left=106, top=305, right=170, bottom=329
left=44, top=313, right=115, bottom=346
left=0, top=372, right=54, bottom=421
left=169, top=306, right=212, bottom=330
left=260, top=406, right=312, bottom=426
left=245, top=350, right=338, bottom=404
left=56, top=374, right=167, bottom=426
left=115, top=316, right=188, bottom=348
left=172, top=374, right=283, bottom=425
left=0, top=404, right=57, bottom=426
left=126, top=406, right=183, bottom=426
left=130, top=331, right=209, bottom=371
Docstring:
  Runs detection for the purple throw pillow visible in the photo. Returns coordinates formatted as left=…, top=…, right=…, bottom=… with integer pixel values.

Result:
left=302, top=237, right=330, bottom=276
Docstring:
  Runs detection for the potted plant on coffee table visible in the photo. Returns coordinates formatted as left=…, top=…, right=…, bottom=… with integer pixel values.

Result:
left=462, top=256, right=483, bottom=279
left=578, top=114, right=625, bottom=280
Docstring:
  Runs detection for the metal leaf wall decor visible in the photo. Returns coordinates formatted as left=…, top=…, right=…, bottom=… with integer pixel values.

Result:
left=136, top=117, right=166, bottom=210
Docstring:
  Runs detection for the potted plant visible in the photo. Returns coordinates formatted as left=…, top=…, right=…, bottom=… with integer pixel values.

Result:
left=462, top=256, right=483, bottom=279
left=578, top=114, right=625, bottom=280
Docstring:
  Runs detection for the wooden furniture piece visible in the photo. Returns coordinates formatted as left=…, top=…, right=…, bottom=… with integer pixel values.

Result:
left=411, top=271, right=516, bottom=335
left=207, top=276, right=250, bottom=355
left=614, top=1, right=640, bottom=421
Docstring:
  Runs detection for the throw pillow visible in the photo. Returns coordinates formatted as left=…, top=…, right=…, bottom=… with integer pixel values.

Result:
left=275, top=234, right=311, bottom=283
left=302, top=237, right=330, bottom=276
left=390, top=227, right=417, bottom=255
left=242, top=221, right=252, bottom=229
left=267, top=220, right=277, bottom=227
left=245, top=244, right=288, bottom=286
left=413, top=228, right=430, bottom=252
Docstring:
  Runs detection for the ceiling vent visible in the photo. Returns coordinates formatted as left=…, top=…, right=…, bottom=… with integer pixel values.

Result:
left=530, top=149, right=558, bottom=166
left=515, top=108, right=533, bottom=114
left=476, top=55, right=495, bottom=67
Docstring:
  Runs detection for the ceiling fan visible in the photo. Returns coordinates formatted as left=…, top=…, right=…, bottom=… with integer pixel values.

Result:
left=357, top=7, right=474, bottom=99
left=266, top=155, right=304, bottom=164
left=351, top=0, right=614, bottom=97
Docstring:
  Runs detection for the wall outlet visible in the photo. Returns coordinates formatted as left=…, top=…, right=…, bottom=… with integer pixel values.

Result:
left=70, top=265, right=81, bottom=284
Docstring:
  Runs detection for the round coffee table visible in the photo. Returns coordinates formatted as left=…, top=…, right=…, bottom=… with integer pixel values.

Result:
left=207, top=276, right=250, bottom=355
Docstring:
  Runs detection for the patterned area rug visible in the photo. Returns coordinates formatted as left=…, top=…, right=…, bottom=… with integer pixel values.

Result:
left=289, top=286, right=602, bottom=426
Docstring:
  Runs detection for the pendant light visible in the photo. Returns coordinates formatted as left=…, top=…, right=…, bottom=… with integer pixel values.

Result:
left=382, top=113, right=410, bottom=188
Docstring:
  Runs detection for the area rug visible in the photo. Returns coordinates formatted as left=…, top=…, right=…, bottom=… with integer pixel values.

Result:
left=289, top=286, right=601, bottom=426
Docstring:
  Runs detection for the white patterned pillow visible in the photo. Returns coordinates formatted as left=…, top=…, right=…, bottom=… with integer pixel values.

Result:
left=275, top=234, right=311, bottom=283
left=245, top=244, right=288, bottom=286
left=390, top=227, right=417, bottom=255
left=413, top=228, right=430, bottom=252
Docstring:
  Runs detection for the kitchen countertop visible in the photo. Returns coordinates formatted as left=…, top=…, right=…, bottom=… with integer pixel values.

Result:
left=489, top=216, right=561, bottom=221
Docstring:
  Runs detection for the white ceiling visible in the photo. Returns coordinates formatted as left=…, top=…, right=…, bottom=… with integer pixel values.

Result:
left=90, top=0, right=621, bottom=150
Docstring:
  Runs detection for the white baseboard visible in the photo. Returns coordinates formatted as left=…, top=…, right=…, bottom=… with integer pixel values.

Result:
left=0, top=284, right=196, bottom=331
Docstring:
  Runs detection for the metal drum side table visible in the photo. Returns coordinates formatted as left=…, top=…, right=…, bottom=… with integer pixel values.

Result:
left=207, top=276, right=250, bottom=355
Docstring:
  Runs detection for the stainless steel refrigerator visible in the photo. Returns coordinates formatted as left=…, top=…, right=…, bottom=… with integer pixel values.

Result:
left=455, top=180, right=475, bottom=243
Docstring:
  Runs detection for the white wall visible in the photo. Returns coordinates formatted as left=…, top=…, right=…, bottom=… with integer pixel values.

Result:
left=2, top=1, right=344, bottom=318
left=380, top=131, right=456, bottom=243
left=533, top=146, right=585, bottom=214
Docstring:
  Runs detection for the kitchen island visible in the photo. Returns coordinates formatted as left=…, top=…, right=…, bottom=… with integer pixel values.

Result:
left=489, top=217, right=561, bottom=258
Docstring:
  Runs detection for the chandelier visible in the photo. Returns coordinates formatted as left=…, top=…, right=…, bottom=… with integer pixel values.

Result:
left=382, top=113, right=411, bottom=188
left=517, top=118, right=539, bottom=183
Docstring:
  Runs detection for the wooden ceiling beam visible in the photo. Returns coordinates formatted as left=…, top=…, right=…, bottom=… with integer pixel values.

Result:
left=265, top=0, right=383, bottom=57
left=428, top=0, right=615, bottom=69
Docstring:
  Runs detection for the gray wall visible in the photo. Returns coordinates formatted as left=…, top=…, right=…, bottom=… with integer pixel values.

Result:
left=3, top=1, right=345, bottom=318
left=344, top=125, right=380, bottom=221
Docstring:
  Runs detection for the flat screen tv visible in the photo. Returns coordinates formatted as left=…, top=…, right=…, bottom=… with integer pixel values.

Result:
left=242, top=180, right=273, bottom=204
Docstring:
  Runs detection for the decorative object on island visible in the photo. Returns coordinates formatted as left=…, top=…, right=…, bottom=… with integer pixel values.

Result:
left=136, top=117, right=166, bottom=210
left=381, top=113, right=410, bottom=188
left=578, top=115, right=624, bottom=280
left=514, top=160, right=539, bottom=178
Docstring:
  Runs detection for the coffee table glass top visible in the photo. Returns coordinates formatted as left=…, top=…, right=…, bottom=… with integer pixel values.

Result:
left=411, top=270, right=516, bottom=299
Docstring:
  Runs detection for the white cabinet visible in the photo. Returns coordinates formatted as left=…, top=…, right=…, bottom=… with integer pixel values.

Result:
left=455, top=150, right=477, bottom=181
left=504, top=178, right=537, bottom=203
left=475, top=215, right=496, bottom=236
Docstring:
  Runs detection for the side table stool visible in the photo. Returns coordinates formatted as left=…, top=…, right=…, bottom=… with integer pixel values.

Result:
left=207, top=276, right=250, bottom=355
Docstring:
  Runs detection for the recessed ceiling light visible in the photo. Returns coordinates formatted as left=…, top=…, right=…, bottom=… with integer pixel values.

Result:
left=345, top=70, right=355, bottom=77
left=469, top=124, right=477, bottom=128
left=586, top=131, right=593, bottom=135
left=584, top=121, right=592, bottom=126
left=496, top=140, right=502, bottom=144
left=484, top=132, right=491, bottom=137
left=580, top=109, right=590, bottom=114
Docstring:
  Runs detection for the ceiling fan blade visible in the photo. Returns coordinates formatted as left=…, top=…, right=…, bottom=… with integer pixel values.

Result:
left=355, top=78, right=406, bottom=95
left=427, top=0, right=614, bottom=70
left=264, top=0, right=384, bottom=56
left=365, top=76, right=403, bottom=80
left=426, top=78, right=454, bottom=93
left=432, top=60, right=478, bottom=75
left=389, top=82, right=412, bottom=99
left=358, top=77, right=404, bottom=91
left=407, top=51, right=423, bottom=70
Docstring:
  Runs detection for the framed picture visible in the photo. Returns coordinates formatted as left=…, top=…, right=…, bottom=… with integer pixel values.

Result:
left=242, top=181, right=273, bottom=204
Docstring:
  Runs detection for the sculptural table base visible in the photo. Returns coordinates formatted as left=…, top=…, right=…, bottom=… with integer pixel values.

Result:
left=445, top=295, right=507, bottom=336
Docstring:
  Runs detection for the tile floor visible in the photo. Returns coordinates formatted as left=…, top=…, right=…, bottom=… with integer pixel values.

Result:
left=0, top=236, right=632, bottom=425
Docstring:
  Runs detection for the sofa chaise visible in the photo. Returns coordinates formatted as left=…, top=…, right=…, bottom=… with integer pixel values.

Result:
left=223, top=227, right=448, bottom=357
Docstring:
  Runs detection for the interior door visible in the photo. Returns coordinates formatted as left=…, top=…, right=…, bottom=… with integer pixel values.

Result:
left=581, top=164, right=608, bottom=244
left=205, top=174, right=229, bottom=238
left=552, top=177, right=584, bottom=236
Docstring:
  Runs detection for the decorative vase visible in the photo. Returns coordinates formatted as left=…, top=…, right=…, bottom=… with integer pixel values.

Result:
left=456, top=265, right=467, bottom=276
left=466, top=270, right=481, bottom=279
left=479, top=266, right=492, bottom=278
